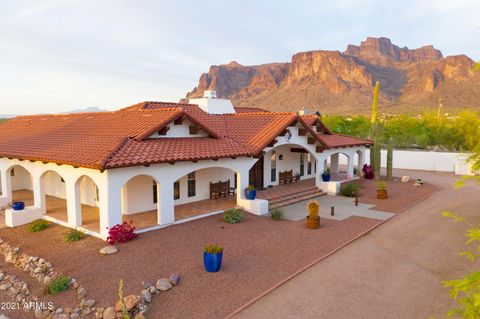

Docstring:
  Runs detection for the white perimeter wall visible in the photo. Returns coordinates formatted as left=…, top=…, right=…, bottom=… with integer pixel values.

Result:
left=340, top=149, right=475, bottom=175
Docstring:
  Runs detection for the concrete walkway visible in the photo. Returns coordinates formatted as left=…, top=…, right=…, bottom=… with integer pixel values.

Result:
left=281, top=195, right=395, bottom=221
left=233, top=170, right=479, bottom=319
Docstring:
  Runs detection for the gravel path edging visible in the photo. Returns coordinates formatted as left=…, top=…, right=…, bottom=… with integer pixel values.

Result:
left=224, top=186, right=441, bottom=319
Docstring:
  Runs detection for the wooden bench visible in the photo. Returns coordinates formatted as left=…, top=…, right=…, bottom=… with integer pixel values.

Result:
left=210, top=180, right=235, bottom=199
left=279, top=170, right=300, bottom=185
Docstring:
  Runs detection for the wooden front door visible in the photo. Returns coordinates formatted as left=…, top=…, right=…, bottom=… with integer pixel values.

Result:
left=249, top=157, right=264, bottom=190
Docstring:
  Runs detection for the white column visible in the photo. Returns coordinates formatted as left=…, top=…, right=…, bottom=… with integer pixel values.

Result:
left=66, top=180, right=82, bottom=227
left=158, top=180, right=174, bottom=225
left=331, top=153, right=339, bottom=174
left=347, top=155, right=355, bottom=180
left=236, top=168, right=250, bottom=202
left=33, top=176, right=45, bottom=213
left=99, top=181, right=123, bottom=238
left=0, top=169, right=12, bottom=202
left=357, top=151, right=365, bottom=175
left=315, top=159, right=325, bottom=188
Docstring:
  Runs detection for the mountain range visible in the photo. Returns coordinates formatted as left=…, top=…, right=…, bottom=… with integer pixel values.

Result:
left=186, top=37, right=480, bottom=114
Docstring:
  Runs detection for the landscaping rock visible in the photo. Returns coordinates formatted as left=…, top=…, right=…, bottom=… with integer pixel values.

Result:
left=102, top=307, right=116, bottom=319
left=77, top=287, right=87, bottom=298
left=70, top=313, right=79, bottom=319
left=156, top=278, right=172, bottom=291
left=169, top=273, right=180, bottom=286
left=141, top=289, right=152, bottom=303
left=84, top=299, right=96, bottom=307
left=99, top=245, right=118, bottom=255
left=53, top=314, right=68, bottom=319
left=134, top=313, right=146, bottom=319
left=55, top=308, right=64, bottom=314
left=0, top=315, right=10, bottom=319
left=116, top=294, right=139, bottom=311
left=401, top=176, right=410, bottom=183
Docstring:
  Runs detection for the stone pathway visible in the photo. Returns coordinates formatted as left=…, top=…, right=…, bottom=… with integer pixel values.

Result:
left=279, top=195, right=395, bottom=221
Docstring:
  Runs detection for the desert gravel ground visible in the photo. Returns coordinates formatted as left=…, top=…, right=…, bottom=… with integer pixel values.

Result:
left=233, top=169, right=478, bottom=319
left=0, top=171, right=438, bottom=319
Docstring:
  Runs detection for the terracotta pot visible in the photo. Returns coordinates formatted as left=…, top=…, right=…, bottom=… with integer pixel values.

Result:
left=306, top=216, right=320, bottom=229
left=377, top=189, right=388, bottom=199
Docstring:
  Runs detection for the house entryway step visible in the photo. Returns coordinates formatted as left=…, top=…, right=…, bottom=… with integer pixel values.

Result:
left=268, top=188, right=326, bottom=209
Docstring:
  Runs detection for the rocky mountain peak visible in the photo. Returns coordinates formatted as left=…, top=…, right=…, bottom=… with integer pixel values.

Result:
left=186, top=37, right=479, bottom=114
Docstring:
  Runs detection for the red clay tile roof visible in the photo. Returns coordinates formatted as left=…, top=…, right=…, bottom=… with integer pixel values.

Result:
left=0, top=102, right=372, bottom=170
left=234, top=107, right=268, bottom=113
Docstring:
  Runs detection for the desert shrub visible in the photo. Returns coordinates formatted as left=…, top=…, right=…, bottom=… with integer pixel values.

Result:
left=270, top=209, right=284, bottom=221
left=48, top=275, right=71, bottom=294
left=107, top=221, right=138, bottom=245
left=223, top=208, right=244, bottom=224
left=340, top=182, right=360, bottom=197
left=204, top=244, right=224, bottom=254
left=64, top=229, right=84, bottom=242
left=307, top=200, right=320, bottom=218
left=27, top=219, right=49, bottom=232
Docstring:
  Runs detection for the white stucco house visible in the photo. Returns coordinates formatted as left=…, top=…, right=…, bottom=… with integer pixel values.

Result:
left=0, top=91, right=371, bottom=239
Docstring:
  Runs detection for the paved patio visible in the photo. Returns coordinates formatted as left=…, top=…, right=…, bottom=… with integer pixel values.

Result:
left=280, top=195, right=395, bottom=221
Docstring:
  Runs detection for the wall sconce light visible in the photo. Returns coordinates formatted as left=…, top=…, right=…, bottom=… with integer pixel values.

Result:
left=279, top=154, right=284, bottom=160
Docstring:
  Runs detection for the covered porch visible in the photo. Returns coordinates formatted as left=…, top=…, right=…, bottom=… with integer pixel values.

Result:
left=8, top=189, right=237, bottom=231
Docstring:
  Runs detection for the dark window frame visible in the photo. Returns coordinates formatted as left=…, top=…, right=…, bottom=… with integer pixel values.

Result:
left=174, top=181, right=180, bottom=200
left=187, top=172, right=196, bottom=197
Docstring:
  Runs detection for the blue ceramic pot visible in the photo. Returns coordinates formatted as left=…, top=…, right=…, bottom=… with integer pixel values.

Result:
left=12, top=201, right=25, bottom=211
left=322, top=173, right=331, bottom=182
left=245, top=189, right=257, bottom=200
left=203, top=251, right=223, bottom=272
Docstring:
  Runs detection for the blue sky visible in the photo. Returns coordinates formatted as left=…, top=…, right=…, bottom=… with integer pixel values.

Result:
left=0, top=0, right=479, bottom=115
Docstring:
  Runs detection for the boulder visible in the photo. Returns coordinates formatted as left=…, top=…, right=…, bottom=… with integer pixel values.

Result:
left=102, top=307, right=116, bottom=319
left=116, top=295, right=139, bottom=312
left=169, top=273, right=180, bottom=286
left=401, top=176, right=410, bottom=183
left=84, top=299, right=96, bottom=308
left=141, top=289, right=152, bottom=303
left=134, top=313, right=146, bottom=319
left=99, top=246, right=118, bottom=255
left=156, top=278, right=172, bottom=291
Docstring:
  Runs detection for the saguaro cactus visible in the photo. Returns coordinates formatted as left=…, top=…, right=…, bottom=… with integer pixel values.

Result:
left=370, top=81, right=380, bottom=168
left=387, top=137, right=394, bottom=180
left=373, top=144, right=381, bottom=178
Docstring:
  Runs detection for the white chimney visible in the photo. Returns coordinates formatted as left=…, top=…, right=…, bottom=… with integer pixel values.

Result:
left=203, top=90, right=217, bottom=99
left=189, top=90, right=236, bottom=114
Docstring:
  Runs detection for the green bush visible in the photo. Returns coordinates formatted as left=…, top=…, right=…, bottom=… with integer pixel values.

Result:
left=48, top=275, right=71, bottom=294
left=27, top=219, right=49, bottom=232
left=64, top=229, right=84, bottom=242
left=340, top=182, right=360, bottom=197
left=270, top=209, right=284, bottom=221
left=223, top=208, right=244, bottom=224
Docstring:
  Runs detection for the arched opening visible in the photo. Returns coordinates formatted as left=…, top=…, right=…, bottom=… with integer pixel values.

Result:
left=264, top=144, right=318, bottom=188
left=120, top=174, right=160, bottom=230
left=174, top=167, right=237, bottom=221
left=324, top=152, right=353, bottom=181
left=76, top=176, right=100, bottom=232
left=40, top=170, right=67, bottom=221
left=8, top=165, right=33, bottom=205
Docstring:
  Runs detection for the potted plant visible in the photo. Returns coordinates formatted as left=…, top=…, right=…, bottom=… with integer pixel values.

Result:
left=245, top=185, right=257, bottom=200
left=376, top=180, right=388, bottom=199
left=203, top=244, right=224, bottom=272
left=306, top=200, right=320, bottom=229
left=321, top=168, right=331, bottom=182
left=11, top=201, right=25, bottom=211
